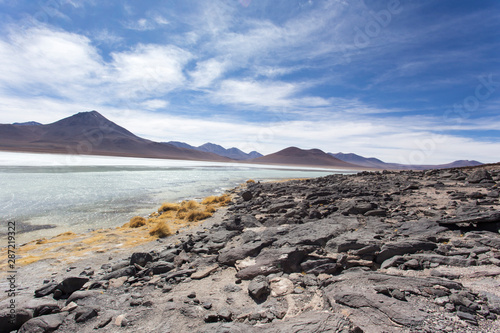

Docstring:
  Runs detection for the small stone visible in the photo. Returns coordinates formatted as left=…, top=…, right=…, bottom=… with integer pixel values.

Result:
left=74, top=307, right=98, bottom=323
left=445, top=303, right=455, bottom=312
left=130, top=300, right=142, bottom=306
left=130, top=252, right=153, bottom=267
left=294, top=287, right=304, bottom=294
left=218, top=308, right=232, bottom=322
left=204, top=312, right=219, bottom=323
left=115, top=314, right=127, bottom=327
left=109, top=276, right=128, bottom=288
left=269, top=277, right=294, bottom=297
left=248, top=275, right=270, bottom=301
left=187, top=291, right=197, bottom=299
left=191, top=265, right=218, bottom=280
left=203, top=302, right=213, bottom=310
left=241, top=191, right=253, bottom=201
left=95, top=315, right=112, bottom=329
left=457, top=311, right=478, bottom=325
left=390, top=289, right=407, bottom=301
left=435, top=296, right=450, bottom=306
left=61, top=302, right=78, bottom=312
left=404, top=259, right=420, bottom=269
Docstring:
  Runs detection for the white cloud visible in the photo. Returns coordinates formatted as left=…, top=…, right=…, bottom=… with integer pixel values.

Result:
left=124, top=15, right=169, bottom=31
left=141, top=99, right=169, bottom=110
left=189, top=58, right=227, bottom=88
left=109, top=44, right=192, bottom=98
left=91, top=29, right=123, bottom=46
left=0, top=26, right=104, bottom=96
left=214, top=79, right=298, bottom=108
left=0, top=26, right=192, bottom=104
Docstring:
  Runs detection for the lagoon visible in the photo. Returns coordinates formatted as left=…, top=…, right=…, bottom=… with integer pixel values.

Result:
left=0, top=152, right=355, bottom=245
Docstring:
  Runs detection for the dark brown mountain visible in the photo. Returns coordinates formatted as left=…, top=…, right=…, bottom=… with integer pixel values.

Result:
left=0, top=111, right=230, bottom=162
left=250, top=147, right=361, bottom=169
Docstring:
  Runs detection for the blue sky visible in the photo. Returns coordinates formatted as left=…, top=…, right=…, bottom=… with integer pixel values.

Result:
left=0, top=0, right=499, bottom=164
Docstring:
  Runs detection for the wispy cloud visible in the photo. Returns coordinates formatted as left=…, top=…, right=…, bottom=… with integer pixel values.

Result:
left=124, top=15, right=169, bottom=31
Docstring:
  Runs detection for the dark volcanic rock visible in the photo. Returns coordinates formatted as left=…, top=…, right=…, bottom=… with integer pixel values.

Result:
left=274, top=218, right=358, bottom=247
left=467, top=169, right=492, bottom=183
left=130, top=252, right=153, bottom=267
left=74, top=307, right=98, bottom=323
left=324, top=270, right=464, bottom=332
left=235, top=247, right=307, bottom=280
left=18, top=313, right=66, bottom=333
left=34, top=283, right=58, bottom=298
left=0, top=308, right=32, bottom=332
left=341, top=201, right=377, bottom=215
left=241, top=190, right=253, bottom=201
left=248, top=276, right=270, bottom=301
left=103, top=266, right=136, bottom=280
left=54, top=277, right=89, bottom=299
left=218, top=239, right=276, bottom=266
left=145, top=261, right=175, bottom=275
left=376, top=239, right=437, bottom=264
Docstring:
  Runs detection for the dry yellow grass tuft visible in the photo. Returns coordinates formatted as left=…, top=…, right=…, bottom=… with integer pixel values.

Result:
left=201, top=194, right=231, bottom=205
left=159, top=202, right=181, bottom=212
left=128, top=216, right=147, bottom=228
left=186, top=210, right=213, bottom=222
left=246, top=179, right=256, bottom=184
left=149, top=221, right=172, bottom=238
left=184, top=200, right=200, bottom=210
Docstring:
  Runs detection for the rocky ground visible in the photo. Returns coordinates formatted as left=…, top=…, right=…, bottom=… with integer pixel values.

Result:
left=2, top=165, right=500, bottom=332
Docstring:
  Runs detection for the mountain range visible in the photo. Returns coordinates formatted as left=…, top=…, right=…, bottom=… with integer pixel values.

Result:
left=0, top=111, right=485, bottom=170
left=167, top=141, right=262, bottom=160
left=329, top=152, right=483, bottom=170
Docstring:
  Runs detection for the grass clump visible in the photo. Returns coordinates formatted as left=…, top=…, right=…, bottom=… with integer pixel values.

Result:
left=129, top=216, right=147, bottom=228
left=159, top=202, right=180, bottom=212
left=186, top=210, right=213, bottom=222
left=246, top=179, right=256, bottom=184
left=149, top=221, right=172, bottom=238
left=201, top=194, right=231, bottom=205
left=184, top=200, right=200, bottom=210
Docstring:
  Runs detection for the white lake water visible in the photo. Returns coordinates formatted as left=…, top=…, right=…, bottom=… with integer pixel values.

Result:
left=0, top=152, right=356, bottom=245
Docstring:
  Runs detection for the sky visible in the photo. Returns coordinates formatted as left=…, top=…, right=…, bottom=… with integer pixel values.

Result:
left=0, top=0, right=499, bottom=164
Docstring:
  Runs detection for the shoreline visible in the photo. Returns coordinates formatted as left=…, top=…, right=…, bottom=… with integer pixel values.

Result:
left=2, top=166, right=500, bottom=332
left=0, top=192, right=236, bottom=271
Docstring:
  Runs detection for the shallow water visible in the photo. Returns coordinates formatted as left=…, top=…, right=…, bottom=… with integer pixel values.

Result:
left=0, top=152, right=355, bottom=245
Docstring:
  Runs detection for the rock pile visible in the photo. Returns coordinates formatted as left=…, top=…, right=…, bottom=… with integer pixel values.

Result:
left=2, top=165, right=500, bottom=332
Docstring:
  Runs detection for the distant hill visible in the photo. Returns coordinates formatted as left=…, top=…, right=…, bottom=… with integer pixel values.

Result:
left=13, top=121, right=42, bottom=126
left=250, top=147, right=360, bottom=168
left=0, top=111, right=230, bottom=162
left=330, top=152, right=483, bottom=170
left=167, top=141, right=262, bottom=160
